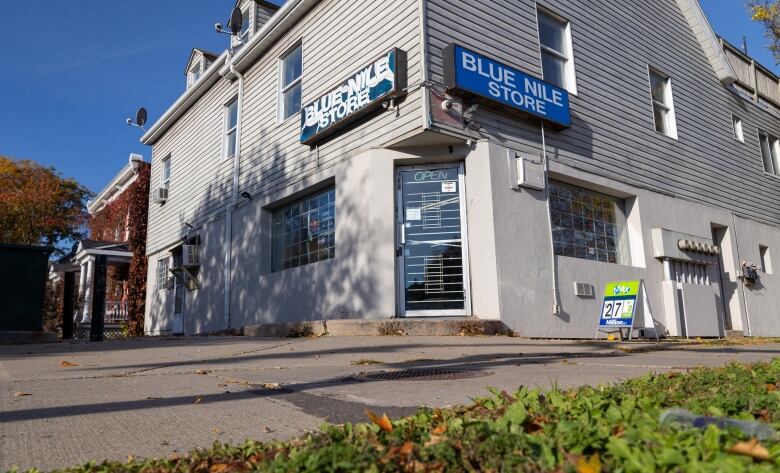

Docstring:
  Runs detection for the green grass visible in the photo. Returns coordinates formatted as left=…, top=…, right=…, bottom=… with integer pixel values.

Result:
left=24, top=360, right=780, bottom=472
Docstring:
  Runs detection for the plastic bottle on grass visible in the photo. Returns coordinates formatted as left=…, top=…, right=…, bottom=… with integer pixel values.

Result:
left=660, top=409, right=775, bottom=441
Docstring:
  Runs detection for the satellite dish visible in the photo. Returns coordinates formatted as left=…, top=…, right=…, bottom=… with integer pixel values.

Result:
left=229, top=7, right=243, bottom=36
left=135, top=107, right=148, bottom=127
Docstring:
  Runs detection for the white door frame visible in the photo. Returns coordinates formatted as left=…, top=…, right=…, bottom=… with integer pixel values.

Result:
left=396, top=162, right=472, bottom=318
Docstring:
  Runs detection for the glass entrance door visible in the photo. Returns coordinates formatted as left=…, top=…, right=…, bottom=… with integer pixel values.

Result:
left=397, top=164, right=469, bottom=317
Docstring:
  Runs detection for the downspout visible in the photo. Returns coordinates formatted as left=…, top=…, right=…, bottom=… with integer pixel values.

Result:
left=224, top=58, right=245, bottom=330
left=732, top=213, right=752, bottom=336
left=418, top=0, right=431, bottom=130
left=541, top=122, right=560, bottom=315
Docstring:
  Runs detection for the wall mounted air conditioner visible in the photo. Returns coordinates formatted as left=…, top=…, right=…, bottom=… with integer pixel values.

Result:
left=574, top=282, right=594, bottom=298
left=154, top=187, right=169, bottom=204
left=182, top=244, right=200, bottom=267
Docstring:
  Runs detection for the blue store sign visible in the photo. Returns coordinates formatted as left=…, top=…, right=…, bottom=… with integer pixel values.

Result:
left=300, top=48, right=406, bottom=145
left=443, top=44, right=571, bottom=128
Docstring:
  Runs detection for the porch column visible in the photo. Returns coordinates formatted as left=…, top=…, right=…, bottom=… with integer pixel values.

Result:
left=77, top=262, right=87, bottom=321
left=81, top=256, right=95, bottom=322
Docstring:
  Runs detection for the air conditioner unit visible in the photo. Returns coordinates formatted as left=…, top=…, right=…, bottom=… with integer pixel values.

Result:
left=574, top=282, right=594, bottom=298
left=154, top=187, right=169, bottom=204
left=182, top=244, right=200, bottom=267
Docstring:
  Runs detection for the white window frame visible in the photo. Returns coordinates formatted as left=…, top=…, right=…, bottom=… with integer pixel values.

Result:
left=187, top=60, right=203, bottom=89
left=760, top=245, right=773, bottom=274
left=759, top=132, right=780, bottom=176
left=278, top=42, right=303, bottom=123
left=156, top=257, right=170, bottom=291
left=732, top=115, right=744, bottom=143
left=161, top=156, right=171, bottom=189
left=648, top=68, right=678, bottom=140
left=536, top=6, right=578, bottom=94
left=231, top=8, right=252, bottom=48
left=223, top=97, right=239, bottom=160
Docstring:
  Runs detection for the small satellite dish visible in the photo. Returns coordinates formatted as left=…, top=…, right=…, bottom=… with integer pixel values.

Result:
left=135, top=108, right=148, bottom=127
left=229, top=7, right=243, bottom=36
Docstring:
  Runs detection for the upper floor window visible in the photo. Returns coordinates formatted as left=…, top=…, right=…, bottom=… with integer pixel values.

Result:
left=161, top=157, right=171, bottom=188
left=187, top=60, right=203, bottom=89
left=279, top=43, right=303, bottom=121
left=732, top=116, right=744, bottom=142
left=224, top=98, right=239, bottom=159
left=549, top=181, right=631, bottom=266
left=649, top=69, right=678, bottom=139
left=537, top=8, right=577, bottom=93
left=239, top=9, right=251, bottom=43
left=759, top=132, right=780, bottom=176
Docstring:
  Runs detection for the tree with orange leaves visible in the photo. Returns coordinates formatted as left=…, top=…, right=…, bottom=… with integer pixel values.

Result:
left=749, top=1, right=780, bottom=62
left=0, top=156, right=92, bottom=251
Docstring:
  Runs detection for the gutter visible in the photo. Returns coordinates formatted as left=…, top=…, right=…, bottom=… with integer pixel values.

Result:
left=141, top=0, right=315, bottom=145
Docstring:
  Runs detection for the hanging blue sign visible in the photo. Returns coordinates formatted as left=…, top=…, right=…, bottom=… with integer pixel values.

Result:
left=443, top=44, right=571, bottom=128
left=300, top=48, right=406, bottom=145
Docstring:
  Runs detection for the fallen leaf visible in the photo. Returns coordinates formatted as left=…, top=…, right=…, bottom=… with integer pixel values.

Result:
left=366, top=410, right=393, bottom=432
left=218, top=383, right=228, bottom=388
left=210, top=463, right=230, bottom=473
left=194, top=396, right=203, bottom=404
left=263, top=426, right=273, bottom=433
left=766, top=384, right=776, bottom=392
left=728, top=439, right=771, bottom=462
left=14, top=392, right=31, bottom=397
left=400, top=441, right=414, bottom=456
left=213, top=428, right=222, bottom=435
left=262, top=383, right=281, bottom=390
left=432, top=424, right=447, bottom=435
left=60, top=360, right=79, bottom=368
left=247, top=454, right=263, bottom=464
left=196, top=369, right=211, bottom=375
left=576, top=453, right=602, bottom=473
left=424, top=434, right=446, bottom=448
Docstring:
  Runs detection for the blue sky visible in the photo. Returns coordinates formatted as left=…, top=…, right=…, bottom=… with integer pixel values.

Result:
left=0, top=1, right=776, bottom=194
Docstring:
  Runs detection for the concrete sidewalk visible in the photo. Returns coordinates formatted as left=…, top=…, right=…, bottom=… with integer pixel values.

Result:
left=2, top=336, right=779, bottom=471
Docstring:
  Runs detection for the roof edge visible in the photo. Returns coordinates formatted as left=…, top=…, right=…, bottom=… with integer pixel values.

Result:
left=676, top=0, right=738, bottom=85
left=141, top=0, right=312, bottom=146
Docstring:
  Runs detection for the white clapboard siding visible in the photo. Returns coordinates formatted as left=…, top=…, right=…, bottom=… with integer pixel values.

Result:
left=426, top=0, right=780, bottom=225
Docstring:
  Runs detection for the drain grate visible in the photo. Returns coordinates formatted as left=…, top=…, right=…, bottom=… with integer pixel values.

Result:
left=360, top=368, right=492, bottom=382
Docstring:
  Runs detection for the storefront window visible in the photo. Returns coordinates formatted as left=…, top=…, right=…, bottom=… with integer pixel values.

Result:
left=272, top=187, right=335, bottom=271
left=549, top=181, right=631, bottom=265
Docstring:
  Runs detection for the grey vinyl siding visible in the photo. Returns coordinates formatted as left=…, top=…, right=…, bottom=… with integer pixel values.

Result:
left=147, top=0, right=422, bottom=255
left=147, top=77, right=237, bottom=255
left=237, top=0, right=422, bottom=200
left=426, top=0, right=780, bottom=225
left=255, top=2, right=277, bottom=31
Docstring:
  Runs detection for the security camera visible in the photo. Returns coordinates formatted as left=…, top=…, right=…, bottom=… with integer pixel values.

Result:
left=215, top=22, right=223, bottom=32
left=441, top=100, right=453, bottom=111
left=126, top=118, right=133, bottom=125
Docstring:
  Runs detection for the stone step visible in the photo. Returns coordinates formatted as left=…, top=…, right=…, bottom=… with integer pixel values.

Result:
left=238, top=318, right=513, bottom=338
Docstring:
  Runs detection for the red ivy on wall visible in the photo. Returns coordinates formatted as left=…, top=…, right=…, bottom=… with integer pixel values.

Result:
left=87, top=162, right=150, bottom=335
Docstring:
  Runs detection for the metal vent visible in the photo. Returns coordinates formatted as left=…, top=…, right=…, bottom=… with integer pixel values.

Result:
left=360, top=368, right=492, bottom=382
left=574, top=282, right=594, bottom=297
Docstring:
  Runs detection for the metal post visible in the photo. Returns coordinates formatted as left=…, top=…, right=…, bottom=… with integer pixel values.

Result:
left=62, top=272, right=75, bottom=340
left=90, top=256, right=107, bottom=342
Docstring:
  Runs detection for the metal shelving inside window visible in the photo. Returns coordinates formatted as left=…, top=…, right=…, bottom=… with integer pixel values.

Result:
left=272, top=187, right=335, bottom=271
left=549, top=181, right=631, bottom=265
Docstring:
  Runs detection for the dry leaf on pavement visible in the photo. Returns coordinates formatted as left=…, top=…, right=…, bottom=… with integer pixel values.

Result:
left=365, top=410, right=393, bottom=432
left=60, top=360, right=79, bottom=368
left=194, top=396, right=203, bottom=404
left=728, top=439, right=771, bottom=462
left=195, top=369, right=211, bottom=375
left=14, top=392, right=31, bottom=397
